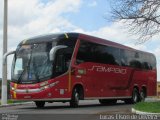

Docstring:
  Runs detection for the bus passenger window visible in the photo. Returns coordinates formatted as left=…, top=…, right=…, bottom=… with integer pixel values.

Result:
left=76, top=41, right=91, bottom=64
left=120, top=49, right=128, bottom=66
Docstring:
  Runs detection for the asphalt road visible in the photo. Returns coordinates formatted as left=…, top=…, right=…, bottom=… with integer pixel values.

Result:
left=0, top=100, right=136, bottom=120
left=0, top=100, right=132, bottom=114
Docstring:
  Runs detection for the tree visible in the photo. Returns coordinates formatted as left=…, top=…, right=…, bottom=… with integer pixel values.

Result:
left=109, top=0, right=160, bottom=43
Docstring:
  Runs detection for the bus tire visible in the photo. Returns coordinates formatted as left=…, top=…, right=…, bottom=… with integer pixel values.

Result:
left=125, top=88, right=140, bottom=104
left=140, top=89, right=146, bottom=102
left=70, top=88, right=79, bottom=108
left=35, top=101, right=45, bottom=108
left=132, top=88, right=140, bottom=103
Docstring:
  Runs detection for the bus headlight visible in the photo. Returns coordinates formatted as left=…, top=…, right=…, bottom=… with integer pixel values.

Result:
left=11, top=87, right=15, bottom=91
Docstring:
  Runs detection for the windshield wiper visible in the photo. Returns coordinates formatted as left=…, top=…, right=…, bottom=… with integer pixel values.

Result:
left=17, top=67, right=27, bottom=83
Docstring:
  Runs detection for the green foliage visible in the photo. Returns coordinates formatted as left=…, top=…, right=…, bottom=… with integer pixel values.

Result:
left=134, top=102, right=160, bottom=113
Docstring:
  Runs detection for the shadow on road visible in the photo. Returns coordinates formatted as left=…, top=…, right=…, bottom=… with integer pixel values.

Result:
left=19, top=101, right=132, bottom=110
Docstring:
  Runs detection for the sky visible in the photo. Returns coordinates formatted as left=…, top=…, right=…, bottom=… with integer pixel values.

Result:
left=0, top=0, right=160, bottom=81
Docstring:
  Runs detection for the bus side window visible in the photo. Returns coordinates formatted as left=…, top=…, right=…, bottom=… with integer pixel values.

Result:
left=150, top=55, right=156, bottom=70
left=76, top=41, right=91, bottom=64
left=76, top=47, right=86, bottom=64
left=76, top=40, right=121, bottom=66
left=120, top=49, right=128, bottom=66
left=105, top=46, right=120, bottom=65
left=128, top=52, right=142, bottom=69
left=141, top=54, right=151, bottom=70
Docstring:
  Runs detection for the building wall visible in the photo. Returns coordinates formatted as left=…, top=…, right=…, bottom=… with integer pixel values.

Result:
left=157, top=82, right=160, bottom=96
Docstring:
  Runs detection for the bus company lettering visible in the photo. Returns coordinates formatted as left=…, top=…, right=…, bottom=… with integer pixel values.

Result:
left=88, top=66, right=127, bottom=74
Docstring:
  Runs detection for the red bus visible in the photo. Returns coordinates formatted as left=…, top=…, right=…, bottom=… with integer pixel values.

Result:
left=10, top=33, right=157, bottom=108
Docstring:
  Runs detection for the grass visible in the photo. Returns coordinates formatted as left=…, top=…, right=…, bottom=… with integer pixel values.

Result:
left=133, top=102, right=160, bottom=113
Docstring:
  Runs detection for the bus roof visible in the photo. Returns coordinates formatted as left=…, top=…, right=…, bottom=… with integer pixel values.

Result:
left=78, top=33, right=154, bottom=56
left=19, top=32, right=154, bottom=56
left=19, top=33, right=79, bottom=45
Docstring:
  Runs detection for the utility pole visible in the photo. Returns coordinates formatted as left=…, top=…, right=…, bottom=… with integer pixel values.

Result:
left=2, top=0, right=8, bottom=105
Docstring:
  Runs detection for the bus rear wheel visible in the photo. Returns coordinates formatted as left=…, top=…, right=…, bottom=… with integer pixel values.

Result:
left=125, top=88, right=140, bottom=104
left=140, top=89, right=146, bottom=101
left=35, top=101, right=45, bottom=108
left=132, top=88, right=140, bottom=103
left=70, top=88, right=80, bottom=108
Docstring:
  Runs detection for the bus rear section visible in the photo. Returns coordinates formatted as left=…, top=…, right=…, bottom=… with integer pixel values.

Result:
left=10, top=33, right=157, bottom=108
left=73, top=37, right=156, bottom=105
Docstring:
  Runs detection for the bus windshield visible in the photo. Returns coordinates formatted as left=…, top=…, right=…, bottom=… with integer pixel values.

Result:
left=11, top=37, right=77, bottom=84
left=12, top=43, right=53, bottom=83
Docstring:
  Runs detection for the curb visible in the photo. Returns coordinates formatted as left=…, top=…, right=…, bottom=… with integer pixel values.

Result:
left=145, top=98, right=160, bottom=102
left=0, top=102, right=33, bottom=107
left=132, top=108, right=160, bottom=116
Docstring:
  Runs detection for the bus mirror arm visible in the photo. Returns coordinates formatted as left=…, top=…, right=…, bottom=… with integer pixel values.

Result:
left=49, top=45, right=68, bottom=61
left=3, top=50, right=16, bottom=65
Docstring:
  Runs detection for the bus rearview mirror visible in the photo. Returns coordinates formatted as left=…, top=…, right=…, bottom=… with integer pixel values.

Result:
left=49, top=45, right=68, bottom=61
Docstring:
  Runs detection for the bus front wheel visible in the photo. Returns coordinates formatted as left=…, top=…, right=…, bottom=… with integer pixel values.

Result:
left=70, top=88, right=80, bottom=108
left=35, top=101, right=45, bottom=108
